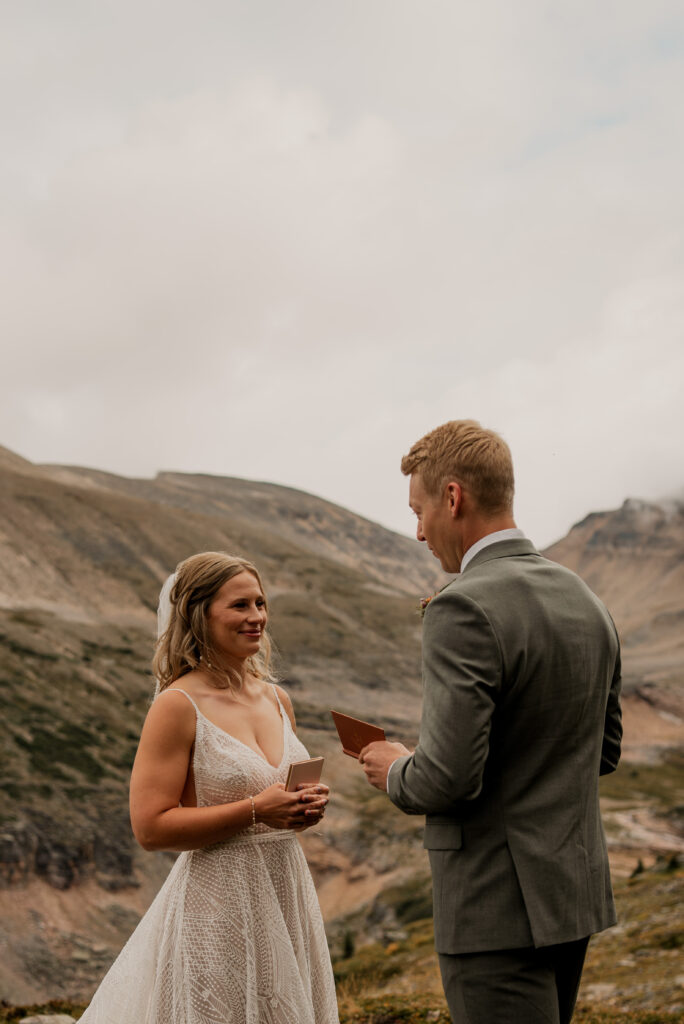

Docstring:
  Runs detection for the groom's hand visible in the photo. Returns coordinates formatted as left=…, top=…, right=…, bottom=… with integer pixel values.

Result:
left=359, top=740, right=412, bottom=792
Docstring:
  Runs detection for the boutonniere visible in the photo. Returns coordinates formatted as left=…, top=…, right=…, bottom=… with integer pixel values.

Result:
left=420, top=594, right=437, bottom=618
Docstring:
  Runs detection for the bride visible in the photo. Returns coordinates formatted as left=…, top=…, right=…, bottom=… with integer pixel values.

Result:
left=80, top=551, right=339, bottom=1023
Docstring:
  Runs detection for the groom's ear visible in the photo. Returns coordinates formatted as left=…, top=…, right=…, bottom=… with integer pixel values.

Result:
left=445, top=481, right=462, bottom=517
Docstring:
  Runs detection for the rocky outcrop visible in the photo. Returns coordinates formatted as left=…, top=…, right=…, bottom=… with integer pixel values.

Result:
left=544, top=495, right=684, bottom=709
left=0, top=813, right=136, bottom=891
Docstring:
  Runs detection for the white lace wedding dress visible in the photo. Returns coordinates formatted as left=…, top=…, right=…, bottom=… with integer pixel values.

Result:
left=80, top=687, right=339, bottom=1023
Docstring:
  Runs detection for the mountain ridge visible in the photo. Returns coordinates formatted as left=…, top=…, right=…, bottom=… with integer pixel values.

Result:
left=0, top=446, right=682, bottom=1003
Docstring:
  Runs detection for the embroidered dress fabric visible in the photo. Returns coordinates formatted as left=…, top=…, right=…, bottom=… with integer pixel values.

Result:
left=80, top=687, right=339, bottom=1024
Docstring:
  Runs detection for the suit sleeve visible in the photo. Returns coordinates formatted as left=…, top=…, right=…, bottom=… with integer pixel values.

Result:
left=388, top=591, right=502, bottom=815
left=600, top=637, right=622, bottom=776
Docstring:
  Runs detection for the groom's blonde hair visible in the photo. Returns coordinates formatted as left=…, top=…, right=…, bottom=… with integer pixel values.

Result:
left=401, top=419, right=514, bottom=515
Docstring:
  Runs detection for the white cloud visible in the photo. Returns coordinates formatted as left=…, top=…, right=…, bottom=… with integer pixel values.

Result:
left=1, top=1, right=683, bottom=548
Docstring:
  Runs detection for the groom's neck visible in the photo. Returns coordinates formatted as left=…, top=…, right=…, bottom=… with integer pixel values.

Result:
left=459, top=512, right=518, bottom=561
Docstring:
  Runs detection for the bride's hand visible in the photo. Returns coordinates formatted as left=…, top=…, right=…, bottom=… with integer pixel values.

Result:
left=292, top=783, right=330, bottom=832
left=253, top=783, right=328, bottom=830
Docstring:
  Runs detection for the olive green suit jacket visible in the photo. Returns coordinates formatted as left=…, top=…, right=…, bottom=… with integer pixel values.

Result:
left=388, top=538, right=622, bottom=954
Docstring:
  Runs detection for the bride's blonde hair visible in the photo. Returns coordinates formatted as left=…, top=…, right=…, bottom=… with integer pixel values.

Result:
left=153, top=551, right=275, bottom=694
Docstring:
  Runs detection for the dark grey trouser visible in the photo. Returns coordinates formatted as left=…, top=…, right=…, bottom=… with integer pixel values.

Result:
left=438, top=936, right=590, bottom=1024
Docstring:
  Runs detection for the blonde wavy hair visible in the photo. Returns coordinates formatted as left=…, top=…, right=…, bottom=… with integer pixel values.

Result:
left=153, top=551, right=275, bottom=694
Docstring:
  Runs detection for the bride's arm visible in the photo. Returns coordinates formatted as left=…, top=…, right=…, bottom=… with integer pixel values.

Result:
left=129, top=694, right=326, bottom=852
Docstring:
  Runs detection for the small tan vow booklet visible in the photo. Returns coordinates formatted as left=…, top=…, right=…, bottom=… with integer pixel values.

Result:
left=330, top=710, right=385, bottom=758
left=285, top=756, right=325, bottom=792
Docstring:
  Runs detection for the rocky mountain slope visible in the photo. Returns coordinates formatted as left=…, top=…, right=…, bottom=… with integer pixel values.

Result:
left=0, top=447, right=682, bottom=1004
left=0, top=446, right=445, bottom=1002
left=545, top=496, right=684, bottom=762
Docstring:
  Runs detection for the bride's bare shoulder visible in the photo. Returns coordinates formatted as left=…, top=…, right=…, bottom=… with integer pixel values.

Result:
left=145, top=683, right=198, bottom=737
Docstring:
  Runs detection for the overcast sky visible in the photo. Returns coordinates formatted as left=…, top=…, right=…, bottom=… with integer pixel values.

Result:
left=2, top=1, right=683, bottom=547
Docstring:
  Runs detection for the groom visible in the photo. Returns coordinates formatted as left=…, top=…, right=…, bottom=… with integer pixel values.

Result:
left=360, top=419, right=622, bottom=1024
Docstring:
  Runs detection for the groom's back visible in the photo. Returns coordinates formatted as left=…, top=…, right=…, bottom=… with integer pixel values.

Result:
left=446, top=544, right=621, bottom=948
left=462, top=548, right=619, bottom=760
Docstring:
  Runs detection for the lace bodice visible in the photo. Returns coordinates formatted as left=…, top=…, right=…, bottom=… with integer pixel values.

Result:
left=168, top=685, right=311, bottom=835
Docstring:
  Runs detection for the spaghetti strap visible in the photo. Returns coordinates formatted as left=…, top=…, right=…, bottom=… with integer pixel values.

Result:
left=157, top=687, right=200, bottom=715
left=271, top=682, right=284, bottom=714
left=271, top=684, right=292, bottom=731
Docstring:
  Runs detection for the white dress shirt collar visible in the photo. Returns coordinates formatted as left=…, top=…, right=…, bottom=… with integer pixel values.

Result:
left=459, top=528, right=526, bottom=574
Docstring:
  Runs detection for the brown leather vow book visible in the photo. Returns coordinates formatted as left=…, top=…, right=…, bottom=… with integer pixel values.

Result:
left=285, top=756, right=325, bottom=792
left=330, top=710, right=385, bottom=758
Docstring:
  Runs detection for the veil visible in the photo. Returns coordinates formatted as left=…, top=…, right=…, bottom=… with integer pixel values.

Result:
left=153, top=572, right=176, bottom=697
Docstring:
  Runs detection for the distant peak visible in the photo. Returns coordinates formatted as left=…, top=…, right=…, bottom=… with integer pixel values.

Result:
left=621, top=495, right=684, bottom=522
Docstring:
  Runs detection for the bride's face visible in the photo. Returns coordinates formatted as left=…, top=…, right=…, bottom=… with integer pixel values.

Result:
left=206, top=571, right=267, bottom=662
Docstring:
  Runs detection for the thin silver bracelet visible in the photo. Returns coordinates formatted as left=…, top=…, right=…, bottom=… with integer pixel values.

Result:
left=249, top=795, right=256, bottom=832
